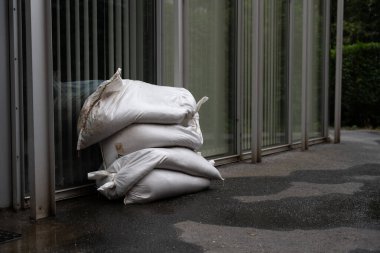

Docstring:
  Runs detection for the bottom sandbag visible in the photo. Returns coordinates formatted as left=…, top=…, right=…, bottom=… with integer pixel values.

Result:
left=124, top=169, right=210, bottom=204
left=88, top=147, right=222, bottom=200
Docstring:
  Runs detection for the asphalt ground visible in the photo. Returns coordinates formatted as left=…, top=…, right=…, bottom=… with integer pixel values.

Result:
left=1, top=130, right=379, bottom=252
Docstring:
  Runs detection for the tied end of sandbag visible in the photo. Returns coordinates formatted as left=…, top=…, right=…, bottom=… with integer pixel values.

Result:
left=98, top=181, right=116, bottom=191
left=88, top=170, right=110, bottom=180
left=196, top=96, right=209, bottom=112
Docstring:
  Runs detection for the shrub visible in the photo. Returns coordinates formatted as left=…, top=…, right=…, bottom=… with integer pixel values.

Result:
left=330, top=42, right=380, bottom=128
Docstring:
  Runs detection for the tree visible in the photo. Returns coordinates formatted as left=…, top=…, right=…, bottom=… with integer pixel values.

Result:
left=330, top=0, right=380, bottom=47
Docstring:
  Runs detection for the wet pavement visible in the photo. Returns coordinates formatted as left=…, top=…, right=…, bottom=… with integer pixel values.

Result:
left=1, top=130, right=380, bottom=252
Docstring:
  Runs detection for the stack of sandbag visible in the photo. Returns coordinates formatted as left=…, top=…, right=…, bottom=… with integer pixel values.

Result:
left=78, top=68, right=223, bottom=204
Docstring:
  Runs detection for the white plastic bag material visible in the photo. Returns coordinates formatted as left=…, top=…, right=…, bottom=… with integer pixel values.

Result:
left=100, top=123, right=203, bottom=168
left=87, top=147, right=223, bottom=200
left=89, top=149, right=159, bottom=199
left=77, top=68, right=201, bottom=150
left=124, top=169, right=210, bottom=204
left=151, top=148, right=223, bottom=180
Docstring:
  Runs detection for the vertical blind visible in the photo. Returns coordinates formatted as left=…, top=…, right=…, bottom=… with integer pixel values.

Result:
left=242, top=0, right=253, bottom=151
left=261, top=0, right=289, bottom=148
left=184, top=0, right=236, bottom=157
left=291, top=0, right=304, bottom=142
left=52, top=0, right=156, bottom=189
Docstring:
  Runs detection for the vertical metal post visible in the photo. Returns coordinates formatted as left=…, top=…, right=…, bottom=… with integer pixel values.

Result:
left=122, top=0, right=129, bottom=77
left=251, top=0, right=263, bottom=163
left=64, top=0, right=73, bottom=183
left=174, top=0, right=184, bottom=87
left=83, top=0, right=90, bottom=81
left=301, top=0, right=310, bottom=150
left=75, top=0, right=81, bottom=81
left=54, top=0, right=64, bottom=190
left=17, top=0, right=27, bottom=209
left=1, top=0, right=12, bottom=208
left=323, top=0, right=331, bottom=138
left=236, top=0, right=243, bottom=158
left=137, top=0, right=144, bottom=79
left=108, top=0, right=115, bottom=75
left=9, top=0, right=22, bottom=210
left=115, top=0, right=122, bottom=70
left=25, top=0, right=55, bottom=219
left=92, top=0, right=98, bottom=77
left=74, top=0, right=82, bottom=180
left=334, top=0, right=344, bottom=143
left=307, top=0, right=314, bottom=140
left=287, top=0, right=295, bottom=146
left=130, top=0, right=137, bottom=78
left=156, top=0, right=163, bottom=85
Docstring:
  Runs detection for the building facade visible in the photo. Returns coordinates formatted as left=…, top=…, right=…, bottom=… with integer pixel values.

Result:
left=0, top=0, right=343, bottom=219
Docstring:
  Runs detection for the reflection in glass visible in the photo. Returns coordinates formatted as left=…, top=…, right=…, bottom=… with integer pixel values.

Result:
left=309, top=0, right=325, bottom=138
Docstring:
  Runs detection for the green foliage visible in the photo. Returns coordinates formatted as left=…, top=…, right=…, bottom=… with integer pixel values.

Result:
left=330, top=0, right=380, bottom=46
left=330, top=43, right=380, bottom=128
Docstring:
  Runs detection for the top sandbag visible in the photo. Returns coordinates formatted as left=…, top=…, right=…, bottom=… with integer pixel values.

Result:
left=77, top=68, right=198, bottom=150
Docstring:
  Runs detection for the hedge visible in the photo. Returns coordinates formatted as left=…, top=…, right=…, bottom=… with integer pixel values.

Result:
left=330, top=42, right=380, bottom=128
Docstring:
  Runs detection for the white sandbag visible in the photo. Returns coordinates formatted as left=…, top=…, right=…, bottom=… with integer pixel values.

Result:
left=87, top=147, right=223, bottom=200
left=77, top=68, right=204, bottom=150
left=124, top=169, right=210, bottom=204
left=151, top=147, right=223, bottom=180
left=89, top=149, right=160, bottom=199
left=100, top=123, right=203, bottom=168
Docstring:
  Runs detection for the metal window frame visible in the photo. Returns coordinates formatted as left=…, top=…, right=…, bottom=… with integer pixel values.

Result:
left=24, top=0, right=55, bottom=219
left=323, top=0, right=331, bottom=138
left=158, top=0, right=332, bottom=164
left=156, top=0, right=163, bottom=85
left=300, top=0, right=312, bottom=151
left=287, top=0, right=295, bottom=146
left=173, top=0, right=184, bottom=88
left=137, top=0, right=144, bottom=79
left=9, top=0, right=23, bottom=211
left=251, top=0, right=264, bottom=163
left=130, top=0, right=137, bottom=77
left=236, top=0, right=244, bottom=159
left=0, top=0, right=12, bottom=209
left=334, top=0, right=344, bottom=143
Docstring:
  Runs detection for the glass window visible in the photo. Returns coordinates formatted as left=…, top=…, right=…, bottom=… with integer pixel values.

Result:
left=50, top=0, right=330, bottom=192
left=291, top=0, right=304, bottom=142
left=183, top=0, right=237, bottom=157
left=51, top=0, right=156, bottom=189
left=309, top=0, right=326, bottom=138
left=242, top=0, right=253, bottom=152
left=262, top=0, right=289, bottom=148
